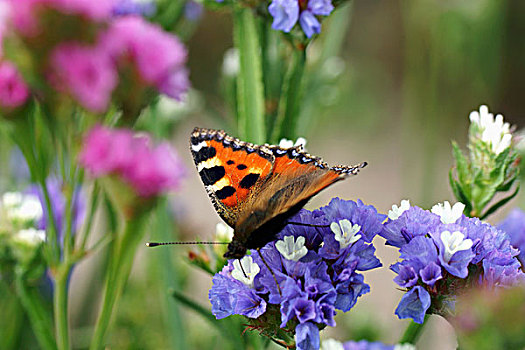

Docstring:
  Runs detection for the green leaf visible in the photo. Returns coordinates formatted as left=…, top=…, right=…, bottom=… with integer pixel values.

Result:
left=452, top=141, right=470, bottom=185
left=449, top=170, right=472, bottom=213
left=233, top=8, right=266, bottom=143
left=480, top=183, right=521, bottom=220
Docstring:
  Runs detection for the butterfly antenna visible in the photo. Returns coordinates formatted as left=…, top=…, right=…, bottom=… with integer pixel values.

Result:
left=238, top=258, right=248, bottom=279
left=257, top=248, right=282, bottom=297
left=287, top=221, right=330, bottom=228
left=146, top=241, right=229, bottom=247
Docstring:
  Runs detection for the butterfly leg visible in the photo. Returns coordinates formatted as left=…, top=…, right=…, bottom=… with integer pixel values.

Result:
left=287, top=221, right=330, bottom=228
left=257, top=248, right=282, bottom=297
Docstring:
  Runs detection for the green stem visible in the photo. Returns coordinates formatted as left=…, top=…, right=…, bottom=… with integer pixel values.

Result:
left=271, top=47, right=306, bottom=142
left=15, top=273, right=57, bottom=350
left=79, top=182, right=101, bottom=252
left=89, top=212, right=149, bottom=350
left=54, top=267, right=71, bottom=350
left=233, top=7, right=266, bottom=143
left=399, top=315, right=429, bottom=345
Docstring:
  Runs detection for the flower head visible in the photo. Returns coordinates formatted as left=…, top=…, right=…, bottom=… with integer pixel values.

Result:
left=268, top=0, right=334, bottom=38
left=381, top=200, right=525, bottom=323
left=469, top=105, right=512, bottom=155
left=330, top=219, right=361, bottom=249
left=0, top=61, right=30, bottom=109
left=209, top=199, right=383, bottom=349
left=112, top=0, right=155, bottom=16
left=79, top=125, right=185, bottom=197
left=101, top=16, right=189, bottom=100
left=49, top=43, right=117, bottom=113
left=279, top=137, right=307, bottom=149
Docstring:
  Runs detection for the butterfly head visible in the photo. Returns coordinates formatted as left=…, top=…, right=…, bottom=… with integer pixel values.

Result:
left=223, top=240, right=247, bottom=259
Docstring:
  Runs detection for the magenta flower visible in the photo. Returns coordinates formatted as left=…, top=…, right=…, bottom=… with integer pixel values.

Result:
left=101, top=16, right=189, bottom=100
left=79, top=125, right=185, bottom=197
left=7, top=0, right=115, bottom=36
left=49, top=43, right=117, bottom=113
left=0, top=61, right=30, bottom=109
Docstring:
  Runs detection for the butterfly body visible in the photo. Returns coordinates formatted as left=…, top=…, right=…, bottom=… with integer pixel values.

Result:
left=190, top=127, right=366, bottom=259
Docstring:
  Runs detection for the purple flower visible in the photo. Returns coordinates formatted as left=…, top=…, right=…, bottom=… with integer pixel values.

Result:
left=295, top=322, right=320, bottom=350
left=498, top=208, right=525, bottom=266
left=28, top=178, right=86, bottom=244
left=79, top=125, right=185, bottom=197
left=395, top=286, right=431, bottom=324
left=184, top=1, right=204, bottom=22
left=49, top=43, right=117, bottom=113
left=101, top=16, right=189, bottom=100
left=383, top=200, right=525, bottom=323
left=112, top=0, right=155, bottom=16
left=268, top=0, right=299, bottom=33
left=268, top=0, right=334, bottom=38
left=0, top=61, right=30, bottom=109
left=209, top=199, right=382, bottom=348
left=342, top=340, right=395, bottom=350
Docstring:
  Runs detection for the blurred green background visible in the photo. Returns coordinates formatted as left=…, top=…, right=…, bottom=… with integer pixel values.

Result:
left=5, top=0, right=525, bottom=349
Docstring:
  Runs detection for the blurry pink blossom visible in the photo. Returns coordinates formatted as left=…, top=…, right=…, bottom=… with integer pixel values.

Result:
left=101, top=16, right=189, bottom=100
left=0, top=61, right=30, bottom=109
left=49, top=43, right=117, bottom=113
left=79, top=125, right=185, bottom=197
left=7, top=0, right=115, bottom=36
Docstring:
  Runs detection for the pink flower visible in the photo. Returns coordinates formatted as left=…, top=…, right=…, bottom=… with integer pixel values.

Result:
left=79, top=126, right=185, bottom=197
left=101, top=16, right=190, bottom=100
left=49, top=43, right=117, bottom=113
left=0, top=61, right=30, bottom=109
left=7, top=0, right=115, bottom=36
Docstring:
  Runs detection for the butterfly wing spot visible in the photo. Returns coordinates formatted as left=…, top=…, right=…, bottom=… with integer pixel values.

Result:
left=237, top=164, right=247, bottom=170
left=194, top=146, right=217, bottom=163
left=216, top=186, right=236, bottom=200
left=191, top=140, right=208, bottom=152
left=239, top=173, right=260, bottom=189
left=227, top=160, right=235, bottom=165
left=199, top=166, right=226, bottom=186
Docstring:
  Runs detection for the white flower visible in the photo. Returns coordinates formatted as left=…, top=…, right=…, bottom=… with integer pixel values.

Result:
left=222, top=48, right=239, bottom=77
left=440, top=230, right=473, bottom=263
left=388, top=199, right=410, bottom=220
left=215, top=222, right=234, bottom=241
left=231, top=256, right=260, bottom=287
left=330, top=219, right=361, bottom=249
left=469, top=105, right=512, bottom=154
left=14, top=228, right=46, bottom=246
left=6, top=194, right=43, bottom=223
left=278, top=137, right=307, bottom=149
left=394, top=344, right=416, bottom=350
left=321, top=339, right=344, bottom=350
left=2, top=192, right=22, bottom=208
left=275, top=235, right=308, bottom=261
left=431, top=201, right=465, bottom=224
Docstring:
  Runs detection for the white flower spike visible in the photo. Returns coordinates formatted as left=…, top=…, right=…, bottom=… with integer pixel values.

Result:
left=431, top=201, right=465, bottom=224
left=2, top=192, right=23, bottom=208
left=330, top=219, right=361, bottom=249
left=388, top=199, right=410, bottom=220
left=469, top=105, right=512, bottom=155
left=440, top=230, right=473, bottom=263
left=275, top=235, right=308, bottom=261
left=231, top=256, right=260, bottom=287
left=394, top=344, right=416, bottom=350
left=321, top=339, right=344, bottom=350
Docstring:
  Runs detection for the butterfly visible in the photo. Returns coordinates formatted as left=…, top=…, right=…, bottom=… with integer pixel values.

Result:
left=190, top=127, right=366, bottom=259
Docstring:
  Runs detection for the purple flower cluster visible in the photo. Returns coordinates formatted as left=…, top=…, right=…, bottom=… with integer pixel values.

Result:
left=4, top=1, right=189, bottom=113
left=112, top=0, right=155, bottom=17
left=79, top=125, right=185, bottom=197
left=381, top=202, right=525, bottom=324
left=498, top=208, right=525, bottom=266
left=268, top=0, right=334, bottom=38
left=209, top=198, right=384, bottom=350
